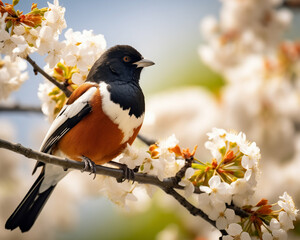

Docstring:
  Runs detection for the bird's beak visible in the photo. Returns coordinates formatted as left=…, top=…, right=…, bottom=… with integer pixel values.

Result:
left=134, top=59, right=155, bottom=68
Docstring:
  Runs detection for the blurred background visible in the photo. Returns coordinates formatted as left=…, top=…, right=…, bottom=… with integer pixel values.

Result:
left=1, top=0, right=300, bottom=239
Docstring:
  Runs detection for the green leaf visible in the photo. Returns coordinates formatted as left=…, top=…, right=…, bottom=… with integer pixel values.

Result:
left=29, top=7, right=48, bottom=16
left=57, top=62, right=67, bottom=72
left=219, top=146, right=226, bottom=156
left=5, top=20, right=12, bottom=31
left=13, top=0, right=19, bottom=6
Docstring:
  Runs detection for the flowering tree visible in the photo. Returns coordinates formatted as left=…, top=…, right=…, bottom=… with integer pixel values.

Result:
left=0, top=1, right=299, bottom=239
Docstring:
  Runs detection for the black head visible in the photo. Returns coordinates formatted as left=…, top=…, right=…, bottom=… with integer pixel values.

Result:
left=86, top=45, right=154, bottom=84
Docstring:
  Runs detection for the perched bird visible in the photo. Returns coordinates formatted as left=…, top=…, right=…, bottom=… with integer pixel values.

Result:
left=5, top=45, right=154, bottom=232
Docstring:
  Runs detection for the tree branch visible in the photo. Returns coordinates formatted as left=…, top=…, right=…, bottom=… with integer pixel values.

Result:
left=0, top=138, right=175, bottom=189
left=0, top=137, right=229, bottom=236
left=25, top=55, right=72, bottom=97
left=0, top=104, right=42, bottom=113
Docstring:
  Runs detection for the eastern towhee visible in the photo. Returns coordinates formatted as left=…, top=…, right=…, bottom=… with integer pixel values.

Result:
left=5, top=45, right=154, bottom=232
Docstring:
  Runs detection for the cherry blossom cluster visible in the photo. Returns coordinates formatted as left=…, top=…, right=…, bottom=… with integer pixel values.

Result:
left=200, top=0, right=291, bottom=74
left=98, top=135, right=186, bottom=207
left=0, top=55, right=28, bottom=99
left=96, top=128, right=298, bottom=239
left=37, top=29, right=106, bottom=121
left=0, top=0, right=106, bottom=114
left=38, top=27, right=106, bottom=121
left=192, top=129, right=298, bottom=239
left=0, top=0, right=65, bottom=59
left=195, top=128, right=260, bottom=207
left=0, top=0, right=64, bottom=99
left=198, top=0, right=300, bottom=162
left=219, top=192, right=299, bottom=240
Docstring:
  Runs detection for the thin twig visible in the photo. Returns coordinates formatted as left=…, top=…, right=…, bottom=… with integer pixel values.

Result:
left=162, top=187, right=214, bottom=225
left=162, top=187, right=227, bottom=236
left=137, top=134, right=156, bottom=146
left=0, top=104, right=42, bottom=113
left=25, top=56, right=72, bottom=97
left=281, top=0, right=300, bottom=7
left=227, top=204, right=249, bottom=218
left=172, top=156, right=193, bottom=184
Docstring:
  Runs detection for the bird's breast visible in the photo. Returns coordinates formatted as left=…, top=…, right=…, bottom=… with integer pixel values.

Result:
left=99, top=81, right=144, bottom=143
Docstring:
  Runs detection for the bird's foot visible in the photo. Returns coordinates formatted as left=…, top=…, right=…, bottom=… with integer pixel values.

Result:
left=81, top=156, right=97, bottom=179
left=108, top=161, right=137, bottom=183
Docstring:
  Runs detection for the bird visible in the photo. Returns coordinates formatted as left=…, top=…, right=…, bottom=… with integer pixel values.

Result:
left=5, top=45, right=154, bottom=232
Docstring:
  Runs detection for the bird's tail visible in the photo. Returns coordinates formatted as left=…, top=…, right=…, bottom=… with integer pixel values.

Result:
left=5, top=171, right=56, bottom=232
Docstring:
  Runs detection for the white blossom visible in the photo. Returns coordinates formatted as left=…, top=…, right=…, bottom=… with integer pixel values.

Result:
left=223, top=223, right=251, bottom=240
left=267, top=217, right=289, bottom=239
left=98, top=176, right=138, bottom=208
left=44, top=40, right=66, bottom=68
left=62, top=28, right=106, bottom=71
left=208, top=202, right=236, bottom=230
left=119, top=144, right=149, bottom=169
left=262, top=232, right=273, bottom=240
left=44, top=0, right=67, bottom=34
left=0, top=56, right=28, bottom=100
left=198, top=193, right=212, bottom=215
left=178, top=167, right=195, bottom=197
left=71, top=72, right=85, bottom=86
left=200, top=175, right=232, bottom=204
left=278, top=192, right=298, bottom=221
left=38, top=78, right=57, bottom=122
left=36, top=26, right=56, bottom=55
left=278, top=211, right=294, bottom=231
left=141, top=135, right=184, bottom=181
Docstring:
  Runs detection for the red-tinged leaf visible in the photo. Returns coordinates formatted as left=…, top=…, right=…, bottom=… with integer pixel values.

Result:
left=4, top=3, right=16, bottom=16
left=191, top=145, right=198, bottom=156
left=168, top=144, right=182, bottom=157
left=151, top=151, right=159, bottom=159
left=31, top=3, right=37, bottom=10
left=149, top=144, right=158, bottom=152
left=20, top=13, right=43, bottom=27
left=256, top=199, right=268, bottom=207
left=181, top=145, right=198, bottom=159
left=204, top=166, right=210, bottom=172
left=256, top=205, right=273, bottom=215
left=211, top=158, right=218, bottom=169
left=223, top=150, right=236, bottom=163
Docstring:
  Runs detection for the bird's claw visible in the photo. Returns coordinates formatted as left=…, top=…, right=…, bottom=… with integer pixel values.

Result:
left=81, top=156, right=97, bottom=179
left=117, top=164, right=135, bottom=183
left=108, top=161, right=137, bottom=183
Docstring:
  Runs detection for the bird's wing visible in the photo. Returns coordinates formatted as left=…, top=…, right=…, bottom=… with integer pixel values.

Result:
left=40, top=83, right=98, bottom=154
left=33, top=83, right=98, bottom=174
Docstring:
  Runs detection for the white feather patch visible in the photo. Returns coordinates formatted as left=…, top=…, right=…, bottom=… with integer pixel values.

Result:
left=99, top=82, right=144, bottom=144
left=40, top=86, right=98, bottom=152
left=39, top=150, right=70, bottom=193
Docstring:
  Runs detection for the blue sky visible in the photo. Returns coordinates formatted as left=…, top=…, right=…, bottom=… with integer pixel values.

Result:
left=1, top=0, right=221, bottom=144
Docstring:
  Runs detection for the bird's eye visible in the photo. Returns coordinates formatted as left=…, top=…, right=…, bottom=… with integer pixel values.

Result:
left=123, top=56, right=131, bottom=63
